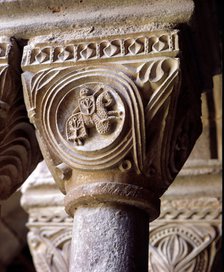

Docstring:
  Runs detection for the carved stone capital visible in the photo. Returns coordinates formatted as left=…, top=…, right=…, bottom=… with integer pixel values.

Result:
left=21, top=29, right=201, bottom=219
left=0, top=36, right=42, bottom=199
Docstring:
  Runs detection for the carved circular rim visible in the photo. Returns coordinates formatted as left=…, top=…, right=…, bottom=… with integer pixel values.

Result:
left=39, top=67, right=144, bottom=170
left=64, top=182, right=160, bottom=221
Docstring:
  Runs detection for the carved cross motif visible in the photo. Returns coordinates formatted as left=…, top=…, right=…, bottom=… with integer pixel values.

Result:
left=66, top=85, right=123, bottom=146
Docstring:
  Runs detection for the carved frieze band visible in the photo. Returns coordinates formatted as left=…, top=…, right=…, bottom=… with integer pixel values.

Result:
left=22, top=30, right=179, bottom=69
left=27, top=222, right=221, bottom=272
left=0, top=37, right=42, bottom=199
left=159, top=198, right=222, bottom=221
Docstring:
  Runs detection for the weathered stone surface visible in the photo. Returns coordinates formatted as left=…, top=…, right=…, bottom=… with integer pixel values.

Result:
left=71, top=204, right=149, bottom=272
left=0, top=0, right=194, bottom=39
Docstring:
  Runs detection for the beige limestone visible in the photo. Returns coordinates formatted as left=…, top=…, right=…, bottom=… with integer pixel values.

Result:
left=0, top=0, right=194, bottom=39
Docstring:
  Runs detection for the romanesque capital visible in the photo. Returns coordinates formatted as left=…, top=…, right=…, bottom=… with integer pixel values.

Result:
left=0, top=36, right=42, bottom=199
left=21, top=29, right=202, bottom=219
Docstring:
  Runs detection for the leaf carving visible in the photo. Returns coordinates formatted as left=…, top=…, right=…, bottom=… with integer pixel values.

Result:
left=149, top=225, right=216, bottom=272
left=137, top=60, right=165, bottom=84
left=28, top=228, right=72, bottom=272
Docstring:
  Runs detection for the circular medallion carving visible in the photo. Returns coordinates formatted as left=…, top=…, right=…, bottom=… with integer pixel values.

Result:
left=57, top=83, right=125, bottom=152
left=38, top=67, right=145, bottom=171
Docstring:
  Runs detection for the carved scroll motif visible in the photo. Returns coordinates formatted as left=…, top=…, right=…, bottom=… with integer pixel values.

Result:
left=23, top=59, right=180, bottom=171
left=0, top=37, right=41, bottom=199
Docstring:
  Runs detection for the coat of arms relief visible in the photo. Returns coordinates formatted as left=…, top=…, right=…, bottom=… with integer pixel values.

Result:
left=66, top=85, right=123, bottom=146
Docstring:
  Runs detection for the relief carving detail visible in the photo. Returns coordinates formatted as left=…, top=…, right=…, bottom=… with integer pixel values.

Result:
left=21, top=30, right=202, bottom=218
left=66, top=85, right=123, bottom=146
left=148, top=223, right=220, bottom=272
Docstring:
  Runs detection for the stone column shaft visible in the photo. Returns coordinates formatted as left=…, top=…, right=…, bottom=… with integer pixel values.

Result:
left=70, top=204, right=149, bottom=272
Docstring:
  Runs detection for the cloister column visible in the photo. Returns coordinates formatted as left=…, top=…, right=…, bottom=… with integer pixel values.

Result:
left=19, top=1, right=202, bottom=271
